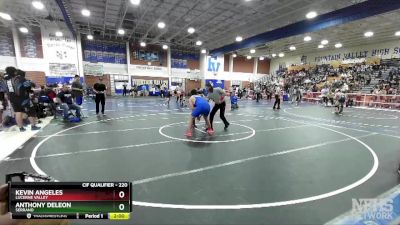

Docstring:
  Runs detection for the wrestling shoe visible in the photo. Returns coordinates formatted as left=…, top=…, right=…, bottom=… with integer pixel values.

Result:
left=31, top=125, right=41, bottom=131
left=224, top=123, right=230, bottom=130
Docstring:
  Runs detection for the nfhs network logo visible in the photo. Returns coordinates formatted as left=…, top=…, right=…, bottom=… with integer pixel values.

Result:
left=351, top=198, right=393, bottom=221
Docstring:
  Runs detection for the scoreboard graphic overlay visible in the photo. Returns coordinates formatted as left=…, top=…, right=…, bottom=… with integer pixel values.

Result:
left=8, top=182, right=132, bottom=220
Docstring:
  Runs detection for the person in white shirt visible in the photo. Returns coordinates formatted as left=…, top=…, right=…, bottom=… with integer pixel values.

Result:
left=321, top=87, right=329, bottom=106
left=273, top=85, right=281, bottom=110
left=334, top=89, right=346, bottom=114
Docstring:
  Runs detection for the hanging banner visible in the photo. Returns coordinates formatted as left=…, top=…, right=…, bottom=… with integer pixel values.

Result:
left=205, top=79, right=224, bottom=89
left=82, top=39, right=127, bottom=64
left=49, top=63, right=76, bottom=77
left=41, top=24, right=78, bottom=72
left=171, top=68, right=201, bottom=79
left=206, top=55, right=224, bottom=75
left=18, top=26, right=43, bottom=58
left=83, top=63, right=104, bottom=76
left=129, top=65, right=168, bottom=77
left=0, top=28, right=15, bottom=56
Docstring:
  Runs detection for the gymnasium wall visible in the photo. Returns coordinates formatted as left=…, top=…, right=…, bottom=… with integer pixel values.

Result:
left=186, top=80, right=201, bottom=91
left=258, top=59, right=270, bottom=74
left=26, top=71, right=46, bottom=87
left=224, top=55, right=230, bottom=72
left=233, top=56, right=254, bottom=73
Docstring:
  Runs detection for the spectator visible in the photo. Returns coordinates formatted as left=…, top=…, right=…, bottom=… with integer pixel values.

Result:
left=255, top=85, right=261, bottom=102
left=0, top=72, right=7, bottom=130
left=71, top=75, right=84, bottom=104
left=57, top=84, right=82, bottom=121
left=122, top=82, right=128, bottom=96
left=4, top=67, right=40, bottom=131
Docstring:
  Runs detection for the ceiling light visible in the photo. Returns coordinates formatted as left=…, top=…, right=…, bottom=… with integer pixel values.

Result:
left=201, top=49, right=207, bottom=54
left=278, top=53, right=284, bottom=58
left=250, top=49, right=256, bottom=54
left=335, top=43, right=342, bottom=48
left=187, top=27, right=195, bottom=34
left=81, top=9, right=90, bottom=17
left=232, top=53, right=237, bottom=58
left=395, top=31, right=400, bottom=36
left=0, top=12, right=12, bottom=21
left=246, top=56, right=252, bottom=60
left=304, top=36, right=312, bottom=42
left=19, top=27, right=28, bottom=33
left=130, top=0, right=141, bottom=5
left=259, top=56, right=265, bottom=60
left=364, top=31, right=374, bottom=37
left=318, top=45, right=324, bottom=49
left=236, top=36, right=243, bottom=42
left=162, top=44, right=168, bottom=50
left=118, top=29, right=125, bottom=35
left=140, top=42, right=146, bottom=47
left=289, top=46, right=296, bottom=51
left=32, top=1, right=44, bottom=10
left=321, top=39, right=329, bottom=45
left=196, top=40, right=202, bottom=46
left=87, top=34, right=93, bottom=40
left=272, top=53, right=276, bottom=58
left=55, top=31, right=63, bottom=37
left=306, top=11, right=317, bottom=19
left=157, top=22, right=166, bottom=29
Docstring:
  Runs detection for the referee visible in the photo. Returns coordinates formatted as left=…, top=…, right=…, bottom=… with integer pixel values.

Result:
left=206, top=83, right=229, bottom=130
left=94, top=77, right=107, bottom=116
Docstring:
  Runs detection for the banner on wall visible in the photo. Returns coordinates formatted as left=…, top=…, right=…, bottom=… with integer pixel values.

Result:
left=130, top=65, right=168, bottom=77
left=41, top=25, right=78, bottom=65
left=83, top=63, right=104, bottom=76
left=341, top=58, right=366, bottom=64
left=82, top=39, right=126, bottom=64
left=171, top=51, right=199, bottom=69
left=205, top=79, right=224, bottom=89
left=0, top=28, right=15, bottom=56
left=171, top=68, right=201, bottom=79
left=18, top=26, right=43, bottom=58
left=130, top=43, right=163, bottom=63
left=313, top=46, right=400, bottom=63
left=49, top=63, right=77, bottom=77
left=206, top=56, right=224, bottom=77
left=272, top=40, right=400, bottom=73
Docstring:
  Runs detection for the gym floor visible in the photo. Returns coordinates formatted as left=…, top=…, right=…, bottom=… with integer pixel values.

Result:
left=1, top=97, right=400, bottom=225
